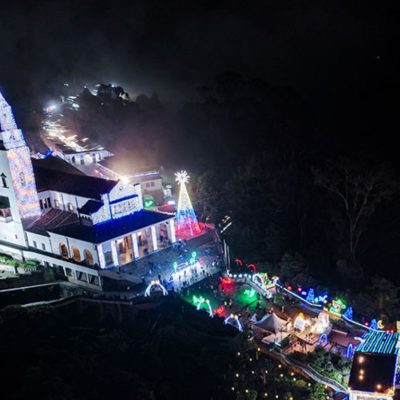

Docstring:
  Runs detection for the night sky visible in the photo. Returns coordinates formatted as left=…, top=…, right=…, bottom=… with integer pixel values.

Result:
left=1, top=2, right=398, bottom=118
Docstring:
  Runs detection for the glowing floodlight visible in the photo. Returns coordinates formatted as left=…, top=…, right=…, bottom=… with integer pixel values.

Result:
left=144, top=279, right=168, bottom=297
left=313, top=310, right=330, bottom=334
left=294, top=313, right=309, bottom=332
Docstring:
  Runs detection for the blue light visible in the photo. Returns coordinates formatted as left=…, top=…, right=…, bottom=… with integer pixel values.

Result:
left=346, top=343, right=354, bottom=359
left=318, top=333, right=328, bottom=347
left=306, top=288, right=315, bottom=303
left=343, top=306, right=353, bottom=321
left=370, top=319, right=378, bottom=330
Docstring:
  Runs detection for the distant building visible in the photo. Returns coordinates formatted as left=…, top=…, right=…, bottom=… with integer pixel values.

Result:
left=0, top=92, right=176, bottom=290
left=348, top=331, right=399, bottom=400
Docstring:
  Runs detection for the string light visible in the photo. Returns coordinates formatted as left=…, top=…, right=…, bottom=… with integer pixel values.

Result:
left=0, top=92, right=41, bottom=218
left=175, top=170, right=202, bottom=238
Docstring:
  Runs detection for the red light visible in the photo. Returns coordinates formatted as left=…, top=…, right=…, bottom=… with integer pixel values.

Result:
left=214, top=305, right=225, bottom=316
left=364, top=322, right=369, bottom=326
left=220, top=277, right=233, bottom=285
left=247, top=263, right=256, bottom=273
left=297, top=287, right=302, bottom=292
left=288, top=286, right=292, bottom=291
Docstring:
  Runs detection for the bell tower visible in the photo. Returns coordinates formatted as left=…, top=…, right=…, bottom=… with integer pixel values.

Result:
left=0, top=91, right=41, bottom=246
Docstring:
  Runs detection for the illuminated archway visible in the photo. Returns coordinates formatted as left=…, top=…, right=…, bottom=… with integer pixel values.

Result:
left=193, top=296, right=213, bottom=317
left=144, top=280, right=168, bottom=297
left=224, top=314, right=243, bottom=332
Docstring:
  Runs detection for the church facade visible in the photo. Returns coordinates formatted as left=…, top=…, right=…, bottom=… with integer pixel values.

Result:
left=0, top=92, right=176, bottom=289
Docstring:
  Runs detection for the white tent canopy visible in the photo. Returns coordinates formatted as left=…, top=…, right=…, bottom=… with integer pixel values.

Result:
left=253, top=313, right=288, bottom=334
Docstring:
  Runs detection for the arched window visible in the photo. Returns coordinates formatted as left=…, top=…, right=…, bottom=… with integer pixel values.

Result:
left=84, top=249, right=94, bottom=266
left=71, top=156, right=76, bottom=164
left=71, top=246, right=81, bottom=262
left=54, top=199, right=60, bottom=208
left=67, top=202, right=74, bottom=212
left=59, top=243, right=69, bottom=258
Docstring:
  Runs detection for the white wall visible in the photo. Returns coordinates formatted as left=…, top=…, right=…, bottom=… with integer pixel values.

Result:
left=26, top=231, right=52, bottom=252
left=38, top=190, right=92, bottom=214
left=48, top=232, right=99, bottom=266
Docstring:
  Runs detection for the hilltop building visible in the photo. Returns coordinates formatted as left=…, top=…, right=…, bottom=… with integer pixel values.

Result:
left=0, top=92, right=176, bottom=289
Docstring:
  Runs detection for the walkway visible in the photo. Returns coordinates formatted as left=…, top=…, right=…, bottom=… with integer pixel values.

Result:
left=267, top=348, right=348, bottom=394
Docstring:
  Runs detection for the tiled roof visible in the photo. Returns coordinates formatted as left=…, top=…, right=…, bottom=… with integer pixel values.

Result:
left=79, top=200, right=103, bottom=215
left=25, top=208, right=79, bottom=236
left=32, top=156, right=118, bottom=200
left=48, top=209, right=173, bottom=243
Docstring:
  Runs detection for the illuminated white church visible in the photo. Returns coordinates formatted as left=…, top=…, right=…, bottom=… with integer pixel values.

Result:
left=0, top=92, right=176, bottom=289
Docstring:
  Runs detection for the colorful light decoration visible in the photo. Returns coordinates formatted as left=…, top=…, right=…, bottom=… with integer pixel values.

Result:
left=318, top=333, right=329, bottom=347
left=346, top=343, right=354, bottom=359
left=306, top=288, right=315, bottom=303
left=328, top=298, right=347, bottom=317
left=189, top=251, right=197, bottom=265
left=193, top=296, right=213, bottom=317
left=92, top=182, right=143, bottom=224
left=356, top=331, right=399, bottom=354
left=294, top=313, right=308, bottom=332
left=213, top=305, right=225, bottom=317
left=224, top=314, right=243, bottom=332
left=233, top=258, right=243, bottom=267
left=175, top=170, right=202, bottom=238
left=343, top=307, right=353, bottom=321
left=313, top=310, right=330, bottom=334
left=370, top=319, right=378, bottom=330
left=144, top=280, right=168, bottom=297
left=247, top=263, right=256, bottom=273
left=252, top=273, right=275, bottom=289
left=244, top=288, right=257, bottom=299
left=0, top=92, right=41, bottom=218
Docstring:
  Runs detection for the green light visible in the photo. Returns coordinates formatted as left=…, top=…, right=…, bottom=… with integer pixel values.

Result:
left=143, top=195, right=155, bottom=209
left=244, top=288, right=256, bottom=299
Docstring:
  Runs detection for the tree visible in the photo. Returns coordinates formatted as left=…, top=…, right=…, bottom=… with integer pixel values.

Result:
left=192, top=171, right=222, bottom=223
left=313, top=158, right=394, bottom=265
left=279, top=252, right=306, bottom=281
left=369, top=276, right=399, bottom=320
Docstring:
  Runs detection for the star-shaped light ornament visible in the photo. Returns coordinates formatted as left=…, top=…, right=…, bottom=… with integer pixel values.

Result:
left=175, top=170, right=189, bottom=184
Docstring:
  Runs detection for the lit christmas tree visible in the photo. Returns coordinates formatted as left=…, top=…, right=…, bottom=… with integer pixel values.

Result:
left=175, top=170, right=202, bottom=238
